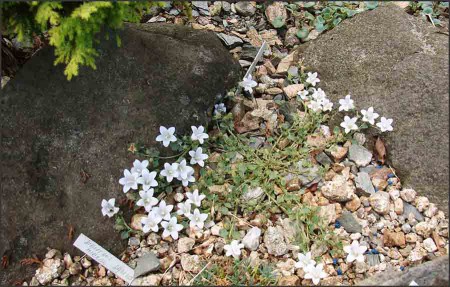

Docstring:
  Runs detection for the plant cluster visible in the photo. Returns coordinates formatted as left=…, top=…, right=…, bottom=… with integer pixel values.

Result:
left=407, top=1, right=449, bottom=26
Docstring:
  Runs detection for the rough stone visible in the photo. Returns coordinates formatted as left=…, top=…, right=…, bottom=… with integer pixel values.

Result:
left=242, top=227, right=261, bottom=251
left=263, top=226, right=288, bottom=256
left=301, top=4, right=449, bottom=214
left=177, top=237, right=196, bottom=253
left=402, top=202, right=424, bottom=222
left=415, top=222, right=432, bottom=238
left=265, top=2, right=287, bottom=28
left=0, top=23, right=239, bottom=285
left=355, top=172, right=376, bottom=196
left=234, top=1, right=256, bottom=16
left=423, top=238, right=438, bottom=253
left=400, top=189, right=417, bottom=203
left=180, top=254, right=202, bottom=273
left=321, top=174, right=356, bottom=202
left=369, top=192, right=390, bottom=215
left=383, top=230, right=406, bottom=248
left=348, top=144, right=372, bottom=167
left=216, top=33, right=243, bottom=48
left=134, top=252, right=160, bottom=278
left=337, top=212, right=362, bottom=234
left=278, top=275, right=300, bottom=286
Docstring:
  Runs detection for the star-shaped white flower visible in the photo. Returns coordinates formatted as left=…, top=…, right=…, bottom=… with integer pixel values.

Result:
left=131, top=159, right=149, bottom=175
left=304, top=263, right=328, bottom=285
left=101, top=198, right=119, bottom=218
left=189, top=147, right=209, bottom=167
left=179, top=168, right=195, bottom=187
left=137, top=169, right=158, bottom=191
left=298, top=89, right=309, bottom=100
left=176, top=202, right=192, bottom=216
left=306, top=72, right=320, bottom=86
left=214, top=103, right=226, bottom=115
left=339, top=94, right=355, bottom=111
left=160, top=162, right=179, bottom=183
left=161, top=217, right=184, bottom=240
left=141, top=209, right=162, bottom=233
left=224, top=240, right=244, bottom=259
left=118, top=169, right=139, bottom=193
left=308, top=100, right=322, bottom=112
left=177, top=159, right=193, bottom=180
left=340, top=116, right=359, bottom=134
left=136, top=189, right=159, bottom=212
left=320, top=98, right=333, bottom=111
left=153, top=200, right=173, bottom=221
left=240, top=74, right=258, bottom=94
left=191, top=125, right=209, bottom=144
left=312, top=88, right=326, bottom=101
left=295, top=252, right=316, bottom=270
left=185, top=189, right=205, bottom=207
left=188, top=208, right=208, bottom=229
left=156, top=126, right=177, bottom=147
left=361, top=107, right=379, bottom=125
left=343, top=240, right=367, bottom=263
left=376, top=117, right=394, bottom=132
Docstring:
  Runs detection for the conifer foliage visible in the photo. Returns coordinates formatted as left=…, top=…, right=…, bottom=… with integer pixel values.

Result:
left=1, top=1, right=187, bottom=80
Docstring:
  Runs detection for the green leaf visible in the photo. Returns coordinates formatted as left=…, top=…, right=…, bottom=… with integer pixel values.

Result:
left=120, top=230, right=130, bottom=240
left=303, top=2, right=316, bottom=8
left=332, top=17, right=342, bottom=26
left=271, top=16, right=286, bottom=28
left=364, top=1, right=378, bottom=10
left=219, top=228, right=228, bottom=238
left=432, top=18, right=441, bottom=26
left=422, top=6, right=433, bottom=14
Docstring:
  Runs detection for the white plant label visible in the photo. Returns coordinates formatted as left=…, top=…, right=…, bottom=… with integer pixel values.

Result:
left=73, top=233, right=134, bottom=284
left=244, top=40, right=268, bottom=79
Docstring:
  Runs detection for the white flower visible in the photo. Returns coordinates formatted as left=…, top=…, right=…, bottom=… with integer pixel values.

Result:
left=312, top=88, right=326, bottom=101
left=304, top=263, right=328, bottom=285
left=101, top=198, right=119, bottom=218
left=179, top=168, right=195, bottom=187
left=191, top=125, right=209, bottom=144
left=320, top=98, right=333, bottom=111
left=136, top=189, right=159, bottom=212
left=160, top=162, right=179, bottom=183
left=295, top=252, right=316, bottom=270
left=177, top=159, right=193, bottom=180
left=308, top=100, right=322, bottom=112
left=240, top=74, right=258, bottom=94
left=189, top=147, right=209, bottom=167
left=214, top=103, right=226, bottom=115
left=118, top=169, right=139, bottom=193
left=306, top=72, right=320, bottom=86
left=320, top=125, right=331, bottom=137
left=156, top=126, right=177, bottom=147
left=161, top=217, right=184, bottom=240
left=376, top=117, right=394, bottom=132
left=141, top=210, right=162, bottom=233
left=188, top=208, right=208, bottom=229
left=361, top=107, right=379, bottom=125
left=340, top=116, right=359, bottom=134
left=131, top=159, right=149, bottom=175
left=409, top=280, right=419, bottom=286
left=224, top=240, right=244, bottom=259
left=153, top=200, right=173, bottom=221
left=343, top=240, right=367, bottom=263
left=176, top=202, right=192, bottom=216
left=137, top=169, right=158, bottom=191
left=298, top=89, right=309, bottom=100
left=185, top=189, right=205, bottom=207
left=339, top=94, right=355, bottom=111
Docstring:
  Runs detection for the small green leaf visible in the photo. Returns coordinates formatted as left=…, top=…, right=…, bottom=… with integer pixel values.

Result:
left=120, top=230, right=130, bottom=240
left=332, top=17, right=342, bottom=26
left=422, top=7, right=433, bottom=15
left=219, top=228, right=228, bottom=238
left=303, top=2, right=316, bottom=8
left=364, top=1, right=378, bottom=10
left=271, top=16, right=286, bottom=28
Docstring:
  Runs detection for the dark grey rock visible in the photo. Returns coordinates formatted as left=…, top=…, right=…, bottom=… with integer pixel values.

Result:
left=403, top=202, right=425, bottom=222
left=355, top=172, right=376, bottom=196
left=192, top=1, right=210, bottom=16
left=134, top=252, right=160, bottom=278
left=241, top=44, right=259, bottom=61
left=249, top=137, right=265, bottom=149
left=357, top=255, right=449, bottom=286
left=0, top=23, right=239, bottom=285
left=235, top=2, right=256, bottom=16
left=301, top=4, right=449, bottom=213
left=338, top=212, right=362, bottom=233
left=348, top=144, right=372, bottom=167
left=216, top=33, right=244, bottom=49
left=316, top=152, right=333, bottom=166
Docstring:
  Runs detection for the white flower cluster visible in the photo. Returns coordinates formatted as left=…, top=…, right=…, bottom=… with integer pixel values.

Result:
left=101, top=125, right=211, bottom=241
left=343, top=240, right=367, bottom=263
left=294, top=252, right=328, bottom=285
left=299, top=72, right=394, bottom=134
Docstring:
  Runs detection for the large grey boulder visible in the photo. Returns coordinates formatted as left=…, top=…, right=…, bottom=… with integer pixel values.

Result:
left=300, top=4, right=449, bottom=213
left=357, top=255, right=449, bottom=286
left=0, top=23, right=239, bottom=284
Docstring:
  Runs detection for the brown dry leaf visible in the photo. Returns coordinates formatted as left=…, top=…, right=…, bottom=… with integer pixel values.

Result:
left=375, top=137, right=386, bottom=164
left=20, top=256, right=42, bottom=266
left=1, top=255, right=8, bottom=269
left=68, top=224, right=75, bottom=241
